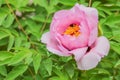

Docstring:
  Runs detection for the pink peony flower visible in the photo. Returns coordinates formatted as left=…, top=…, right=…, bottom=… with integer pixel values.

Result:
left=41, top=3, right=110, bottom=70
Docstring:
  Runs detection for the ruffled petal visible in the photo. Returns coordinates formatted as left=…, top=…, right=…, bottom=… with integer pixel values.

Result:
left=41, top=32, right=71, bottom=56
left=76, top=36, right=110, bottom=70
left=47, top=46, right=71, bottom=56
left=77, top=4, right=98, bottom=30
left=92, top=36, right=110, bottom=57
left=73, top=4, right=98, bottom=46
left=77, top=50, right=101, bottom=70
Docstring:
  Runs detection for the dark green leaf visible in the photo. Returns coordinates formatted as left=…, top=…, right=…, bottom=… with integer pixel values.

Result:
left=5, top=64, right=28, bottom=80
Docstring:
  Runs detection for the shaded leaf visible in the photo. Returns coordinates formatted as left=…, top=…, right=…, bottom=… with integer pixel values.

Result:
left=5, top=64, right=28, bottom=80
left=0, top=65, right=7, bottom=76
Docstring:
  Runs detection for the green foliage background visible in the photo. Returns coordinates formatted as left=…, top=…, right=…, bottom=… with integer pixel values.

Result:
left=0, top=0, right=120, bottom=80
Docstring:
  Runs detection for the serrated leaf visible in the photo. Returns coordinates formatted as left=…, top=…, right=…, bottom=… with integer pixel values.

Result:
left=33, top=53, right=41, bottom=74
left=5, top=64, right=28, bottom=80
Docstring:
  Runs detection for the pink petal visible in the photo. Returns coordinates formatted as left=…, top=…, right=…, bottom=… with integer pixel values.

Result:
left=71, top=47, right=88, bottom=61
left=77, top=50, right=101, bottom=70
left=73, top=4, right=98, bottom=46
left=76, top=36, right=110, bottom=70
left=41, top=32, right=71, bottom=56
left=92, top=36, right=110, bottom=57
left=78, top=4, right=98, bottom=30
left=50, top=4, right=86, bottom=34
left=41, top=32, right=50, bottom=44
left=47, top=46, right=71, bottom=56
left=88, top=27, right=98, bottom=46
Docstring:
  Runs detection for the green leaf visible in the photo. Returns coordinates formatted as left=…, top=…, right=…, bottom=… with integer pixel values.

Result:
left=9, top=0, right=29, bottom=8
left=105, top=15, right=120, bottom=25
left=92, top=1, right=101, bottom=7
left=2, top=14, right=14, bottom=28
left=30, top=14, right=51, bottom=23
left=0, top=31, right=9, bottom=40
left=0, top=65, right=7, bottom=76
left=98, top=7, right=112, bottom=15
left=5, top=64, right=28, bottom=80
left=0, top=51, right=13, bottom=61
left=0, top=58, right=12, bottom=66
left=114, top=60, right=120, bottom=68
left=49, top=76, right=61, bottom=80
left=15, top=37, right=22, bottom=48
left=43, top=58, right=52, bottom=75
left=8, top=51, right=32, bottom=65
left=110, top=41, right=120, bottom=55
left=53, top=68, right=69, bottom=80
left=34, top=0, right=58, bottom=14
left=33, top=53, right=41, bottom=74
left=59, top=0, right=77, bottom=6
left=7, top=35, right=15, bottom=51
left=97, top=69, right=110, bottom=75
left=64, top=63, right=74, bottom=78
left=19, top=7, right=35, bottom=12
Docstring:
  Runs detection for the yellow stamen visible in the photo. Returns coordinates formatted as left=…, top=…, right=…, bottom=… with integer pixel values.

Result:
left=64, top=24, right=80, bottom=37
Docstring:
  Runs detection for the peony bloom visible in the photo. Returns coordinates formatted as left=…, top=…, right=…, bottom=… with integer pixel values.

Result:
left=41, top=3, right=110, bottom=70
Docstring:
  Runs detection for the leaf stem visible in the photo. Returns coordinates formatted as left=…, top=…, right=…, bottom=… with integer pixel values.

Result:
left=5, top=0, right=36, bottom=79
left=5, top=0, right=36, bottom=48
left=88, top=0, right=92, bottom=7
left=5, top=0, right=28, bottom=39
left=40, top=15, right=49, bottom=35
left=28, top=67, right=36, bottom=80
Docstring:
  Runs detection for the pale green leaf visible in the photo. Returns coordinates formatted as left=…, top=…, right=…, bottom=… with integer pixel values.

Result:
left=0, top=31, right=9, bottom=40
left=0, top=51, right=13, bottom=61
left=8, top=51, right=31, bottom=65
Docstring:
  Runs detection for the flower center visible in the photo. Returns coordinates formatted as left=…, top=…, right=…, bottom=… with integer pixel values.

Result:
left=64, top=24, right=80, bottom=37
